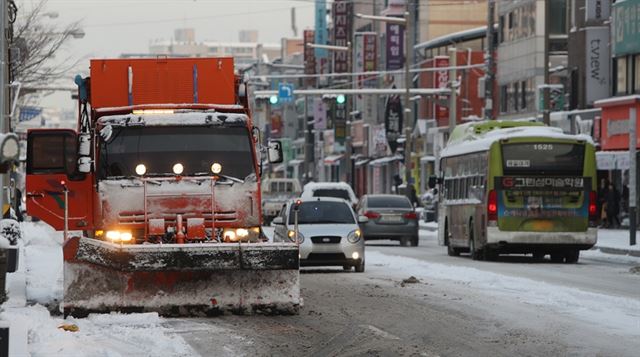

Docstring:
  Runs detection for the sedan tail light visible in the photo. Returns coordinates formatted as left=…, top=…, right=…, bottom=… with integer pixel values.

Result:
left=364, top=211, right=380, bottom=219
left=403, top=212, right=418, bottom=220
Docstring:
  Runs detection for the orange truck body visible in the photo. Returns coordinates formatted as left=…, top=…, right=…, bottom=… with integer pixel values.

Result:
left=25, top=58, right=299, bottom=316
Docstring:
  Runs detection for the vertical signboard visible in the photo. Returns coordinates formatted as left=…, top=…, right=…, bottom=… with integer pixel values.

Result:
left=586, top=0, right=610, bottom=22
left=585, top=27, right=610, bottom=105
left=386, top=21, right=405, bottom=70
left=270, top=109, right=283, bottom=138
left=332, top=0, right=353, bottom=74
left=313, top=97, right=327, bottom=130
left=303, top=30, right=316, bottom=87
left=385, top=95, right=403, bottom=154
left=370, top=124, right=388, bottom=157
left=314, top=0, right=328, bottom=58
left=612, top=0, right=640, bottom=56
left=334, top=100, right=347, bottom=144
left=434, top=56, right=449, bottom=123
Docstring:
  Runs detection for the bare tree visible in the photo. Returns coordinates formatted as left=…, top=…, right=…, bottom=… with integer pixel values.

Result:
left=10, top=0, right=83, bottom=92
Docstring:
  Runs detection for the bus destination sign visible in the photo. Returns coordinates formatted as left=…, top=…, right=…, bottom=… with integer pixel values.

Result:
left=495, top=177, right=590, bottom=192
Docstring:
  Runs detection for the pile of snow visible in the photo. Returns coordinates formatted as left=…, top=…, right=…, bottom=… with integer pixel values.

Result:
left=1, top=222, right=196, bottom=356
left=0, top=306, right=194, bottom=356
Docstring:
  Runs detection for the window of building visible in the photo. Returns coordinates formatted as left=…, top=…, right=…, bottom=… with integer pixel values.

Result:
left=499, top=15, right=505, bottom=43
left=500, top=85, right=508, bottom=113
left=514, top=82, right=520, bottom=111
left=549, top=0, right=567, bottom=35
left=521, top=81, right=527, bottom=111
left=617, top=56, right=628, bottom=95
left=635, top=55, right=640, bottom=94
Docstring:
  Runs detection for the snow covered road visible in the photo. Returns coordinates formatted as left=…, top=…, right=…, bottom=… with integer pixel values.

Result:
left=2, top=223, right=639, bottom=356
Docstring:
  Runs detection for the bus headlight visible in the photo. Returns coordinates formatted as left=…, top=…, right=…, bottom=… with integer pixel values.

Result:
left=347, top=229, right=361, bottom=243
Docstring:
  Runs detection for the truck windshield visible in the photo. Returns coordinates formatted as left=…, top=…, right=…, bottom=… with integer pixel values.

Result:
left=501, top=143, right=585, bottom=176
left=99, top=126, right=255, bottom=179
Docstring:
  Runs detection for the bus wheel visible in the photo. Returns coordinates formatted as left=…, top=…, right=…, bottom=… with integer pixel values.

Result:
left=564, top=250, right=580, bottom=264
left=550, top=252, right=564, bottom=263
left=469, top=228, right=482, bottom=261
left=447, top=243, right=460, bottom=256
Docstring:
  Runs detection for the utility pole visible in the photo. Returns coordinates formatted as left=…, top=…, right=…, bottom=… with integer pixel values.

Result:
left=630, top=106, right=637, bottom=246
left=448, top=47, right=457, bottom=134
left=0, top=0, right=7, bottom=216
left=485, top=0, right=495, bottom=120
left=403, top=6, right=413, bottom=186
left=543, top=0, right=551, bottom=125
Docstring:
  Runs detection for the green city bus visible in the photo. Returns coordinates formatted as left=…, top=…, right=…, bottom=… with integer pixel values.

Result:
left=433, top=121, right=597, bottom=263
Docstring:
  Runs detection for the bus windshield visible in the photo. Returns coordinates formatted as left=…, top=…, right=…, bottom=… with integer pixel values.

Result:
left=501, top=143, right=585, bottom=176
left=99, top=126, right=255, bottom=179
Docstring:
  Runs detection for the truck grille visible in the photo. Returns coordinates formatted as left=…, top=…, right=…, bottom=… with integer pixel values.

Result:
left=311, top=236, right=342, bottom=244
left=118, top=210, right=238, bottom=224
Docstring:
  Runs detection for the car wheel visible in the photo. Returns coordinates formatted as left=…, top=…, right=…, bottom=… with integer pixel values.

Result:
left=343, top=265, right=352, bottom=271
left=532, top=252, right=545, bottom=262
left=550, top=252, right=564, bottom=263
left=355, top=260, right=365, bottom=273
left=410, top=235, right=419, bottom=247
left=564, top=249, right=580, bottom=264
left=400, top=236, right=410, bottom=246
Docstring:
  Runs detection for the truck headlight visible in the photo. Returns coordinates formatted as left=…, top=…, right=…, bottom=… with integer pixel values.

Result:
left=287, top=230, right=304, bottom=243
left=223, top=227, right=260, bottom=242
left=347, top=229, right=361, bottom=243
left=105, top=230, right=133, bottom=243
left=173, top=163, right=184, bottom=175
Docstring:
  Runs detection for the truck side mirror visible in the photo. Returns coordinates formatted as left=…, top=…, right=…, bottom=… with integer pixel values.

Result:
left=268, top=140, right=283, bottom=164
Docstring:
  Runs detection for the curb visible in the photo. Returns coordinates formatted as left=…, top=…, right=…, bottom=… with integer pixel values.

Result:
left=595, top=246, right=640, bottom=258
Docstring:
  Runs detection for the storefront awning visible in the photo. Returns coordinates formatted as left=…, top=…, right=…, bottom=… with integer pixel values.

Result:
left=368, top=155, right=403, bottom=166
left=355, top=158, right=370, bottom=166
left=420, top=155, right=436, bottom=163
left=288, top=159, right=304, bottom=166
left=596, top=151, right=630, bottom=170
left=324, top=154, right=343, bottom=165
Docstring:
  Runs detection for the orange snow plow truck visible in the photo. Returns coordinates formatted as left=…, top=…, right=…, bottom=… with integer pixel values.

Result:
left=25, top=58, right=300, bottom=317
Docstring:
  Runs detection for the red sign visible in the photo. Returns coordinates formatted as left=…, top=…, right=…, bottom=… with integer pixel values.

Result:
left=303, top=30, right=316, bottom=87
left=434, top=56, right=449, bottom=122
left=363, top=33, right=377, bottom=87
left=332, top=0, right=352, bottom=74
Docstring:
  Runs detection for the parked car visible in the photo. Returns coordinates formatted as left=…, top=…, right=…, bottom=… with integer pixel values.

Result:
left=300, top=182, right=358, bottom=208
left=261, top=178, right=302, bottom=224
left=357, top=194, right=419, bottom=246
left=272, top=197, right=367, bottom=272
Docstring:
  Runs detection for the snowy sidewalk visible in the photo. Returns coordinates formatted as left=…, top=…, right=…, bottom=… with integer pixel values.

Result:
left=596, top=229, right=640, bottom=257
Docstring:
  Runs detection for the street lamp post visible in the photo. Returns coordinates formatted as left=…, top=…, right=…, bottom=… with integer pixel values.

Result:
left=355, top=10, right=414, bottom=187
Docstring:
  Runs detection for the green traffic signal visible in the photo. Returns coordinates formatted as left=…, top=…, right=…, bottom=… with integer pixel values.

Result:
left=269, top=95, right=278, bottom=104
left=336, top=94, right=346, bottom=104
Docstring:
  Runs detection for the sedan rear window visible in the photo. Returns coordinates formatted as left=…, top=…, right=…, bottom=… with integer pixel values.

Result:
left=289, top=201, right=355, bottom=224
left=367, top=196, right=412, bottom=209
left=312, top=189, right=351, bottom=201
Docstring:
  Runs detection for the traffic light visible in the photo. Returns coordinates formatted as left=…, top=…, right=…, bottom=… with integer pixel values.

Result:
left=269, top=95, right=279, bottom=105
left=336, top=94, right=346, bottom=104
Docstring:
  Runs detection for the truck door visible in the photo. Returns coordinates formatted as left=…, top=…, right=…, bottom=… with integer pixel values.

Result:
left=26, top=129, right=94, bottom=231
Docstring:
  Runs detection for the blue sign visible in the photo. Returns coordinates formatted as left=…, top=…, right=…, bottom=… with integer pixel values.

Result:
left=19, top=106, right=42, bottom=122
left=314, top=0, right=328, bottom=59
left=278, top=83, right=294, bottom=103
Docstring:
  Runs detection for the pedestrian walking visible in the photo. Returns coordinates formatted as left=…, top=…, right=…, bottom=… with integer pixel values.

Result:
left=605, top=183, right=621, bottom=228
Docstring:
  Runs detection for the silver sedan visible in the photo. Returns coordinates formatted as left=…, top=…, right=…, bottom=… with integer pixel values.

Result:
left=272, top=197, right=367, bottom=272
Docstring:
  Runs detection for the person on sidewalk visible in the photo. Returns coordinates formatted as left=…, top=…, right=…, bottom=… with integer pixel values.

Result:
left=605, top=183, right=621, bottom=229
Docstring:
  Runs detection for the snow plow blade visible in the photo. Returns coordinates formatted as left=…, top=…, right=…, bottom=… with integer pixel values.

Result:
left=62, top=237, right=300, bottom=317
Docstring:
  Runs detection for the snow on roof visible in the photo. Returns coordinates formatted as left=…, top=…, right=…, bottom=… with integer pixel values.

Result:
left=98, top=111, right=248, bottom=127
left=301, top=181, right=357, bottom=203
left=368, top=155, right=403, bottom=166
left=440, top=122, right=594, bottom=158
